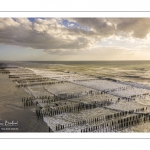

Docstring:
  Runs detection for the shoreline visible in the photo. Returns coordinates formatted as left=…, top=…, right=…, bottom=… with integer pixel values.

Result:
left=1, top=62, right=150, bottom=132
left=0, top=73, right=48, bottom=132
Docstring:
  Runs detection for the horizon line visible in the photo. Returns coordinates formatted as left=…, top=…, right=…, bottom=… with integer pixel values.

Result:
left=1, top=60, right=150, bottom=62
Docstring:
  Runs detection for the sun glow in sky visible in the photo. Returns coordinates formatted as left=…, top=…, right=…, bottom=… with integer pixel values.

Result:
left=0, top=18, right=150, bottom=61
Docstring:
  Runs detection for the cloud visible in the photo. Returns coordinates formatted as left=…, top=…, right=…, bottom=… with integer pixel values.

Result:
left=70, top=18, right=150, bottom=39
left=68, top=23, right=75, bottom=27
left=0, top=18, right=96, bottom=53
left=0, top=18, right=150, bottom=55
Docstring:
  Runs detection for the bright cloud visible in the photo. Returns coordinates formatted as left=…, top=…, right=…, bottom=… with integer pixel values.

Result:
left=0, top=18, right=150, bottom=60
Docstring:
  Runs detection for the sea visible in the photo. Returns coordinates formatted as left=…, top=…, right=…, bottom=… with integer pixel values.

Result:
left=1, top=60, right=150, bottom=132
left=7, top=60, right=150, bottom=86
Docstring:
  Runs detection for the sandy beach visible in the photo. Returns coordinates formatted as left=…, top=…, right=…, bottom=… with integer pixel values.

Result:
left=0, top=73, right=48, bottom=132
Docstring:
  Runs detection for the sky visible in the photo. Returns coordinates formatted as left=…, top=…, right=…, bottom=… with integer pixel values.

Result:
left=0, top=18, right=150, bottom=61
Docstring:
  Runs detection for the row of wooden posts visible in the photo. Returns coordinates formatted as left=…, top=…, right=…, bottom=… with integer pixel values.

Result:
left=36, top=100, right=113, bottom=117
left=53, top=108, right=146, bottom=131
left=82, top=82, right=150, bottom=99
left=22, top=97, right=34, bottom=107
left=109, top=86, right=128, bottom=92
left=81, top=113, right=150, bottom=132
left=22, top=99, right=34, bottom=107
left=130, top=93, right=150, bottom=98
left=22, top=94, right=81, bottom=106
left=9, top=74, right=36, bottom=78
left=17, top=81, right=64, bottom=87
left=21, top=88, right=111, bottom=106
left=12, top=75, right=42, bottom=82
left=118, top=93, right=150, bottom=101
left=22, top=96, right=51, bottom=101
left=14, top=77, right=49, bottom=82
left=17, top=82, right=58, bottom=87
left=22, top=95, right=147, bottom=122
left=22, top=95, right=79, bottom=107
left=0, top=70, right=10, bottom=74
left=22, top=97, right=55, bottom=107
left=17, top=78, right=59, bottom=84
left=21, top=79, right=50, bottom=83
left=107, top=87, right=150, bottom=101
left=21, top=89, right=139, bottom=108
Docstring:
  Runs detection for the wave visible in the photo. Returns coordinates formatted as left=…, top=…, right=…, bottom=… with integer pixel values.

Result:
left=124, top=81, right=150, bottom=90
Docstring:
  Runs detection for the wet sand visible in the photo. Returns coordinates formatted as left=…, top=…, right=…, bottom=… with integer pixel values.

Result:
left=0, top=74, right=48, bottom=132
